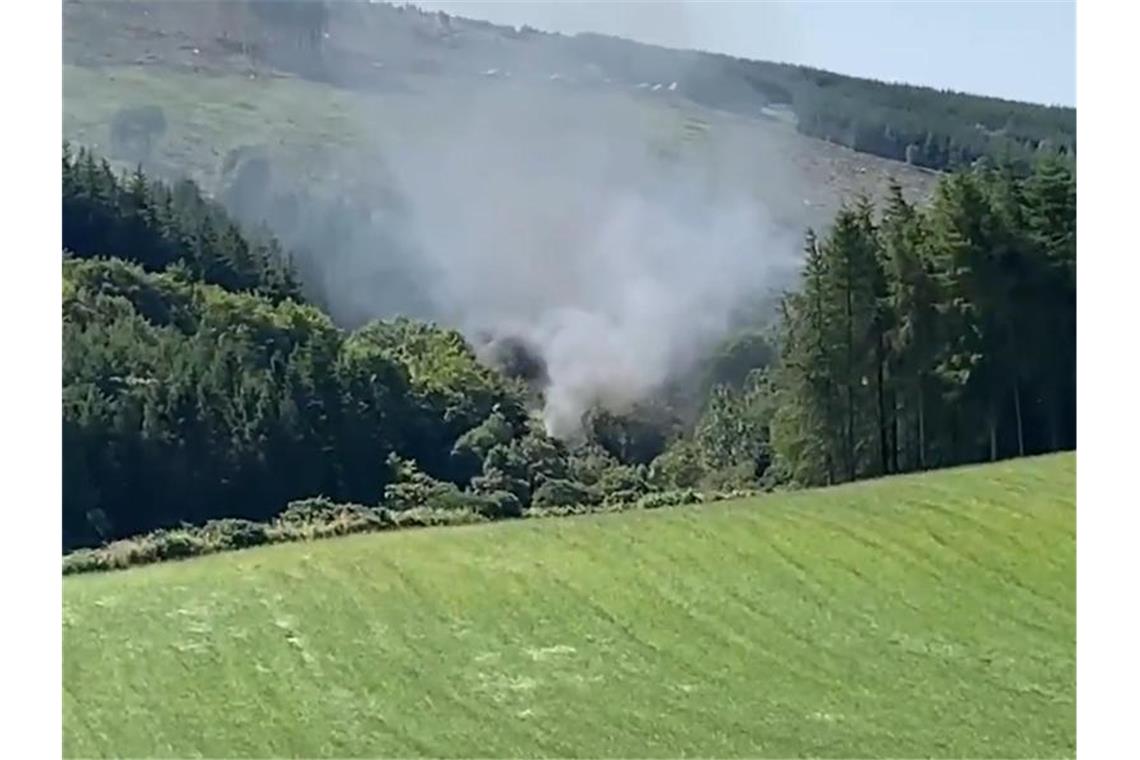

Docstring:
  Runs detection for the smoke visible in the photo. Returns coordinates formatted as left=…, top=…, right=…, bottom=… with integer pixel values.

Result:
left=369, top=84, right=798, bottom=437
left=214, top=9, right=804, bottom=440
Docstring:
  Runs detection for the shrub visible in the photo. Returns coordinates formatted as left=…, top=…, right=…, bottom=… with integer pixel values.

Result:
left=63, top=548, right=115, bottom=575
left=597, top=464, right=649, bottom=500
left=63, top=469, right=739, bottom=576
left=566, top=443, right=618, bottom=486
left=603, top=489, right=643, bottom=506
left=151, top=529, right=209, bottom=561
left=452, top=411, right=515, bottom=460
left=524, top=503, right=595, bottom=519
left=709, top=488, right=760, bottom=502
left=648, top=440, right=705, bottom=489
left=479, top=490, right=523, bottom=519
left=202, top=518, right=270, bottom=549
left=470, top=467, right=530, bottom=505
left=384, top=455, right=463, bottom=511
left=698, top=461, right=760, bottom=493
left=636, top=489, right=704, bottom=510
left=391, top=507, right=487, bottom=530
left=482, top=443, right=530, bottom=480
left=430, top=489, right=495, bottom=513
left=278, top=496, right=343, bottom=526
left=299, top=508, right=392, bottom=539
left=531, top=478, right=601, bottom=509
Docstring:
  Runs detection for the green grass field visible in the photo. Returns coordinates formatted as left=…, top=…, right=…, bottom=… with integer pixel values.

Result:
left=63, top=454, right=1075, bottom=758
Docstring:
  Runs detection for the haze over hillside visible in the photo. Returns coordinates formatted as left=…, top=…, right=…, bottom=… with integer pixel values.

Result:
left=62, top=0, right=1071, bottom=436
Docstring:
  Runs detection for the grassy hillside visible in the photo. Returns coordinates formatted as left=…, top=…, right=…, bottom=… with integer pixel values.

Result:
left=63, top=1, right=1074, bottom=173
left=62, top=61, right=939, bottom=236
left=62, top=2, right=947, bottom=243
left=64, top=454, right=1075, bottom=758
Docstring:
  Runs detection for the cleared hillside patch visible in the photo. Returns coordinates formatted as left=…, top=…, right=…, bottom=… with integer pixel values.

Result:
left=64, top=454, right=1074, bottom=758
left=62, top=62, right=938, bottom=232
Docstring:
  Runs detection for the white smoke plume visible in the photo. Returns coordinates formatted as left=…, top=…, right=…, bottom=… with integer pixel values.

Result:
left=366, top=82, right=801, bottom=437
left=192, top=7, right=807, bottom=440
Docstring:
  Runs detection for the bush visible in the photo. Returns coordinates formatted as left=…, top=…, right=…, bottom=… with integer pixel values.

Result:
left=391, top=507, right=487, bottom=530
left=470, top=467, right=530, bottom=505
left=479, top=490, right=523, bottom=519
left=482, top=443, right=530, bottom=481
left=636, top=489, right=704, bottom=510
left=648, top=441, right=705, bottom=489
left=63, top=465, right=739, bottom=576
left=597, top=464, right=649, bottom=499
left=384, top=456, right=464, bottom=512
left=452, top=411, right=515, bottom=460
left=293, top=508, right=392, bottom=540
left=603, top=489, right=643, bottom=506
left=531, top=478, right=601, bottom=509
left=202, top=518, right=270, bottom=549
left=430, top=489, right=494, bottom=513
left=278, top=496, right=344, bottom=526
left=63, top=548, right=116, bottom=575
left=698, top=461, right=760, bottom=493
left=566, top=443, right=619, bottom=486
left=151, top=530, right=207, bottom=561
left=709, top=488, right=760, bottom=502
left=524, top=503, right=597, bottom=519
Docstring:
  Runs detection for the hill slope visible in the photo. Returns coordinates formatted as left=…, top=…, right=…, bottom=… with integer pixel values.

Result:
left=64, top=454, right=1075, bottom=758
left=62, top=0, right=945, bottom=256
left=63, top=0, right=1074, bottom=173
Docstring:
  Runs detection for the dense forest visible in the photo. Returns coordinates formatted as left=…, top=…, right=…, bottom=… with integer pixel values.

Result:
left=770, top=159, right=1076, bottom=484
left=62, top=145, right=1074, bottom=555
left=571, top=32, right=1076, bottom=174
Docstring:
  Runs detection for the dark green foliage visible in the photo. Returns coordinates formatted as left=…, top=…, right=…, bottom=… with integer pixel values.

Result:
left=636, top=489, right=703, bottom=510
left=769, top=159, right=1076, bottom=485
left=382, top=455, right=463, bottom=512
left=531, top=479, right=602, bottom=509
left=584, top=404, right=677, bottom=466
left=648, top=440, right=704, bottom=489
left=62, top=479, right=766, bottom=575
left=453, top=411, right=515, bottom=459
left=482, top=443, right=530, bottom=481
left=348, top=318, right=526, bottom=481
left=61, top=153, right=545, bottom=552
left=472, top=490, right=524, bottom=520
left=277, top=496, right=352, bottom=527
left=63, top=143, right=302, bottom=301
left=565, top=443, right=621, bottom=487
left=596, top=464, right=650, bottom=501
left=514, top=428, right=571, bottom=486
left=451, top=411, right=516, bottom=481
left=470, top=467, right=531, bottom=506
left=201, top=519, right=271, bottom=549
left=700, top=330, right=775, bottom=393
left=60, top=148, right=1075, bottom=568
left=61, top=498, right=488, bottom=575
left=570, top=32, right=1073, bottom=173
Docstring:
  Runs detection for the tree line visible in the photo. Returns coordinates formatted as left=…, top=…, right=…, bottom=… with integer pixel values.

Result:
left=766, top=158, right=1075, bottom=484
left=570, top=29, right=1075, bottom=173
left=62, top=146, right=1075, bottom=553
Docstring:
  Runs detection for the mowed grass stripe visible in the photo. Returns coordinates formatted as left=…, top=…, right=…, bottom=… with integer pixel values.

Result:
left=64, top=453, right=1074, bottom=758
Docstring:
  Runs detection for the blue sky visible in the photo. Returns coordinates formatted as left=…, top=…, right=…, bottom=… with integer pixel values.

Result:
left=413, top=1, right=1075, bottom=107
